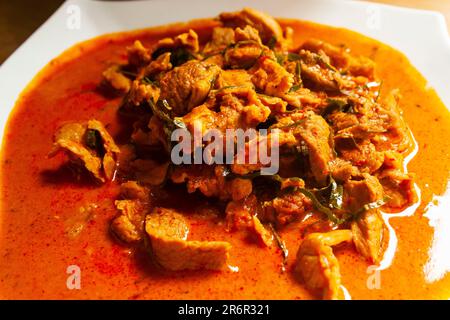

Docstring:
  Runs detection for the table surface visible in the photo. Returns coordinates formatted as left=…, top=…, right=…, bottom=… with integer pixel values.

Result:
left=0, top=0, right=449, bottom=64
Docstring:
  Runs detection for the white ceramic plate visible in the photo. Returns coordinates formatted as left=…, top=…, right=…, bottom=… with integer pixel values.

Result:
left=0, top=0, right=449, bottom=293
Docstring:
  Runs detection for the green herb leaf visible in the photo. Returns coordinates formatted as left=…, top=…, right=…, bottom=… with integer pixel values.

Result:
left=275, top=53, right=285, bottom=65
left=142, top=77, right=155, bottom=85
left=321, top=98, right=354, bottom=117
left=85, top=129, right=100, bottom=150
left=287, top=52, right=301, bottom=61
left=268, top=224, right=288, bottom=272
left=267, top=36, right=277, bottom=49
left=289, top=84, right=302, bottom=93
left=170, top=47, right=196, bottom=67
left=298, top=188, right=346, bottom=225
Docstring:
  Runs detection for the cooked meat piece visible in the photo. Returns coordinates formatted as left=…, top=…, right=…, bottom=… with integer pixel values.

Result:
left=50, top=120, right=119, bottom=182
left=224, top=40, right=263, bottom=69
left=282, top=87, right=324, bottom=109
left=87, top=120, right=120, bottom=180
left=119, top=180, right=149, bottom=201
left=102, top=65, right=132, bottom=93
left=147, top=115, right=170, bottom=150
left=127, top=40, right=151, bottom=67
left=181, top=104, right=218, bottom=134
left=212, top=86, right=272, bottom=128
left=234, top=25, right=263, bottom=44
left=257, top=94, right=288, bottom=113
left=302, top=39, right=375, bottom=79
left=294, top=230, right=352, bottom=300
left=145, top=207, right=231, bottom=270
left=216, top=69, right=254, bottom=88
left=203, top=27, right=235, bottom=54
left=328, top=111, right=360, bottom=132
left=298, top=49, right=341, bottom=92
left=251, top=57, right=294, bottom=97
left=227, top=178, right=253, bottom=201
left=225, top=197, right=254, bottom=231
left=329, top=158, right=360, bottom=183
left=251, top=215, right=273, bottom=247
left=377, top=169, right=416, bottom=210
left=170, top=165, right=231, bottom=200
left=128, top=81, right=160, bottom=106
left=219, top=7, right=283, bottom=44
left=143, top=52, right=172, bottom=77
left=159, top=61, right=220, bottom=116
left=111, top=199, right=147, bottom=243
left=50, top=122, right=103, bottom=180
left=294, top=112, right=333, bottom=185
left=146, top=207, right=190, bottom=239
left=153, top=29, right=200, bottom=54
left=344, top=173, right=384, bottom=212
left=338, top=140, right=384, bottom=174
left=344, top=174, right=386, bottom=263
left=351, top=209, right=386, bottom=264
left=225, top=195, right=272, bottom=246
left=263, top=184, right=313, bottom=226
left=373, top=89, right=411, bottom=152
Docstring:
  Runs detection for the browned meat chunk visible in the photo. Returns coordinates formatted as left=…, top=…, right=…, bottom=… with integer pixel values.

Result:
left=302, top=39, right=375, bottom=79
left=203, top=27, right=235, bottom=54
left=295, top=230, right=353, bottom=300
left=263, top=180, right=313, bottom=226
left=377, top=169, right=416, bottom=210
left=128, top=80, right=160, bottom=106
left=152, top=29, right=199, bottom=56
left=225, top=195, right=272, bottom=247
left=329, top=158, right=360, bottom=183
left=159, top=61, right=220, bottom=116
left=298, top=49, right=341, bottom=92
left=110, top=181, right=150, bottom=243
left=351, top=209, right=386, bottom=264
left=219, top=7, right=283, bottom=44
left=127, top=40, right=151, bottom=67
left=344, top=173, right=384, bottom=212
left=50, top=120, right=120, bottom=182
left=338, top=140, right=384, bottom=174
left=145, top=207, right=231, bottom=270
left=295, top=112, right=333, bottom=185
left=216, top=69, right=254, bottom=88
left=119, top=180, right=149, bottom=201
left=102, top=65, right=132, bottom=93
left=170, top=165, right=231, bottom=201
left=144, top=52, right=172, bottom=77
left=224, top=40, right=263, bottom=69
left=251, top=57, right=294, bottom=97
left=111, top=200, right=147, bottom=243
left=344, top=174, right=387, bottom=263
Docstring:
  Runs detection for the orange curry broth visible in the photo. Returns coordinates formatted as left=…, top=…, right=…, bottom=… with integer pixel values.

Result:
left=1, top=18, right=449, bottom=299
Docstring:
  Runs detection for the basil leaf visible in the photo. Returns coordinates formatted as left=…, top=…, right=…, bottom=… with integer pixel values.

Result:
left=298, top=188, right=346, bottom=225
left=268, top=224, right=288, bottom=272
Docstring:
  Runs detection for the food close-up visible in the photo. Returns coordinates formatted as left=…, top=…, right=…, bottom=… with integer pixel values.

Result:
left=1, top=1, right=450, bottom=302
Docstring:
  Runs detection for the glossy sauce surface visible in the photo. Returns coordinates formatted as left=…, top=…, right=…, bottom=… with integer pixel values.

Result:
left=1, top=18, right=449, bottom=299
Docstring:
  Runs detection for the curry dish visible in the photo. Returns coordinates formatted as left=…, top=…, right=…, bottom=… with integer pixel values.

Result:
left=1, top=8, right=450, bottom=299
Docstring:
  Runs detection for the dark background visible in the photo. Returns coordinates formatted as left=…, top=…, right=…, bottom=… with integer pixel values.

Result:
left=0, top=0, right=64, bottom=64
